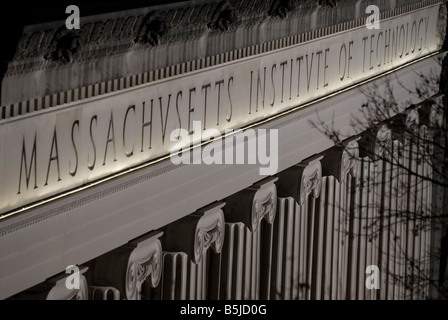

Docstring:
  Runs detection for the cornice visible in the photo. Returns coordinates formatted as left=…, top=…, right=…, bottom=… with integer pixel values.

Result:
left=1, top=0, right=443, bottom=110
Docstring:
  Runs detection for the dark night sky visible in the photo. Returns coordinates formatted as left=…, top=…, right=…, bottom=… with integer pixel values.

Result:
left=3, top=1, right=189, bottom=25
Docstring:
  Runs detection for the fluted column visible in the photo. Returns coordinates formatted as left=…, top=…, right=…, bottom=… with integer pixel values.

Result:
left=426, top=102, right=443, bottom=299
left=220, top=177, right=278, bottom=300
left=320, top=139, right=359, bottom=300
left=273, top=155, right=323, bottom=300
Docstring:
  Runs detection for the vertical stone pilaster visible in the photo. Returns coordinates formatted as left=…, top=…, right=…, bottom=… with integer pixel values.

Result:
left=153, top=202, right=226, bottom=300
left=220, top=177, right=278, bottom=300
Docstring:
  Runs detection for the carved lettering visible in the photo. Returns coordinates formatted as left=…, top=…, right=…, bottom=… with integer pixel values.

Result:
left=69, top=120, right=79, bottom=176
left=103, top=111, right=117, bottom=165
left=17, top=134, right=38, bottom=194
left=123, top=105, right=135, bottom=158
left=88, top=115, right=97, bottom=171
left=45, top=128, right=61, bottom=185
left=141, top=100, right=153, bottom=152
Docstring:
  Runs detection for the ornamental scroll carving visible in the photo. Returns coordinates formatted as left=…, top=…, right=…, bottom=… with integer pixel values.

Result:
left=46, top=266, right=89, bottom=300
left=359, top=124, right=397, bottom=161
left=341, top=140, right=360, bottom=180
left=162, top=202, right=225, bottom=264
left=299, top=158, right=323, bottom=206
left=9, top=266, right=89, bottom=300
left=85, top=231, right=163, bottom=300
left=375, top=125, right=392, bottom=159
left=321, top=139, right=360, bottom=184
left=276, top=155, right=323, bottom=206
left=224, top=176, right=278, bottom=233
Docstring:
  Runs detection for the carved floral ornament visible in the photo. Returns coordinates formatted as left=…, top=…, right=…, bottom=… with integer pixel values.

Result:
left=12, top=0, right=403, bottom=64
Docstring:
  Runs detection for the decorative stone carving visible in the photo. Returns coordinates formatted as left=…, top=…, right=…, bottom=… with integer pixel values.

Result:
left=46, top=266, right=89, bottom=300
left=299, top=158, right=323, bottom=206
left=269, top=0, right=295, bottom=18
left=162, top=202, right=225, bottom=264
left=135, top=11, right=169, bottom=46
left=406, top=109, right=420, bottom=130
left=342, top=140, right=360, bottom=178
left=85, top=231, right=163, bottom=300
left=319, top=0, right=338, bottom=8
left=321, top=139, right=360, bottom=184
left=276, top=155, right=323, bottom=206
left=430, top=103, right=444, bottom=128
left=208, top=0, right=237, bottom=31
left=9, top=266, right=89, bottom=300
left=8, top=0, right=427, bottom=67
left=375, top=125, right=392, bottom=158
left=360, top=124, right=401, bottom=160
left=44, top=26, right=81, bottom=64
left=437, top=2, right=447, bottom=50
left=224, top=176, right=278, bottom=232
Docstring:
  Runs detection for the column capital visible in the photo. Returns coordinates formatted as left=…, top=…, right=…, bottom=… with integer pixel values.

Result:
left=11, top=266, right=89, bottom=300
left=321, top=139, right=360, bottom=183
left=45, top=266, right=89, bottom=300
left=375, top=125, right=393, bottom=158
left=86, top=230, right=163, bottom=300
left=430, top=102, right=444, bottom=128
left=359, top=125, right=392, bottom=160
left=162, top=202, right=226, bottom=264
left=405, top=109, right=420, bottom=130
left=276, top=154, right=323, bottom=206
left=224, top=176, right=278, bottom=232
